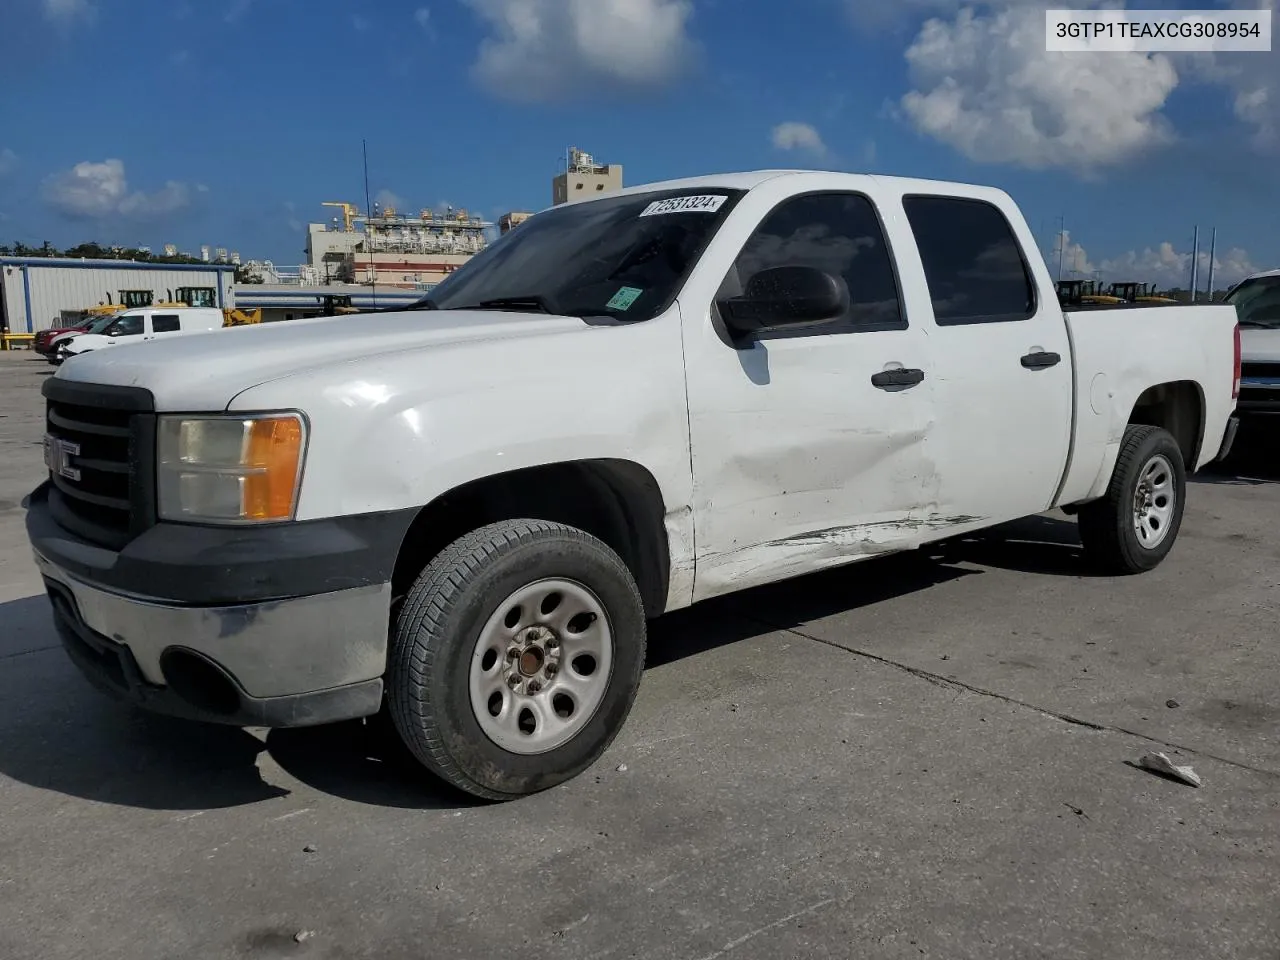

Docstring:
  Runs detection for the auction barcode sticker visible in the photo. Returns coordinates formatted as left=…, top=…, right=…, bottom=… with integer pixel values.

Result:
left=640, top=195, right=728, bottom=217
left=1046, top=8, right=1271, bottom=51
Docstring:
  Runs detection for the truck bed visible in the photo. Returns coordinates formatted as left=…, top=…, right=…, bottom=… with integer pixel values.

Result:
left=1056, top=303, right=1238, bottom=505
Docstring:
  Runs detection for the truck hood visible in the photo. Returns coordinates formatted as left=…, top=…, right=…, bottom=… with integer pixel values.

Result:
left=1240, top=327, right=1280, bottom=363
left=52, top=309, right=594, bottom=410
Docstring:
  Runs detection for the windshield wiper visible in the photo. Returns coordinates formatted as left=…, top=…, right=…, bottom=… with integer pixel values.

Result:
left=402, top=297, right=439, bottom=311
left=467, top=296, right=555, bottom=314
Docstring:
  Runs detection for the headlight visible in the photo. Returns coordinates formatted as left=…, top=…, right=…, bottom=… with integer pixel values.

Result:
left=157, top=413, right=307, bottom=523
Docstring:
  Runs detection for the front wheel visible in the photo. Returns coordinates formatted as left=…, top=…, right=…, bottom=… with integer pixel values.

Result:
left=387, top=520, right=647, bottom=800
left=1078, top=424, right=1186, bottom=575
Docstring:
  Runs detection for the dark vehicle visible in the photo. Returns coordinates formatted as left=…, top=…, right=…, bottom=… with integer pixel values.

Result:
left=33, top=318, right=95, bottom=356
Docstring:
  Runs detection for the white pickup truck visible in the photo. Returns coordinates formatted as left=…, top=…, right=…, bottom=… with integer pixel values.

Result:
left=27, top=170, right=1240, bottom=800
left=1225, top=269, right=1280, bottom=420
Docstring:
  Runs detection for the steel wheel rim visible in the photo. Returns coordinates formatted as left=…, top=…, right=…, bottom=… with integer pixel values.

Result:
left=468, top=578, right=615, bottom=755
left=1132, top=453, right=1175, bottom=549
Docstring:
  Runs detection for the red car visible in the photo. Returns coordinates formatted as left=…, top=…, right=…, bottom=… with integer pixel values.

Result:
left=33, top=318, right=94, bottom=356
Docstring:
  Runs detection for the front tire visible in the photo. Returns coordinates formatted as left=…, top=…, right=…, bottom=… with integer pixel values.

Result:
left=387, top=520, right=646, bottom=800
left=1078, top=425, right=1186, bottom=575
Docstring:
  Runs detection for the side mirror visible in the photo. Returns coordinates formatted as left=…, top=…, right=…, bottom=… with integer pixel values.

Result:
left=716, top=265, right=848, bottom=337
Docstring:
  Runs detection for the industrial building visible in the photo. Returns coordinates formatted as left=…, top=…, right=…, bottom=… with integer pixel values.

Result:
left=553, top=148, right=623, bottom=205
left=498, top=211, right=532, bottom=234
left=233, top=284, right=422, bottom=324
left=0, top=257, right=237, bottom=334
left=304, top=200, right=492, bottom=291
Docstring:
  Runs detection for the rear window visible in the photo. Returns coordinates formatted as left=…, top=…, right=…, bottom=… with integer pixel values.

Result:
left=903, top=196, right=1036, bottom=325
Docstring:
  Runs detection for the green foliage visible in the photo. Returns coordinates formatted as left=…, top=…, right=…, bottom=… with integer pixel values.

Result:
left=1, top=241, right=209, bottom=265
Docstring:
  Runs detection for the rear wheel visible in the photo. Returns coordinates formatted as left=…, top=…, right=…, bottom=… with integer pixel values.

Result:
left=1078, top=424, right=1186, bottom=574
left=387, top=520, right=646, bottom=800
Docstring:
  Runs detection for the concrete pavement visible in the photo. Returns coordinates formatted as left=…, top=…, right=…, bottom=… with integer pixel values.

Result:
left=1, top=351, right=1276, bottom=960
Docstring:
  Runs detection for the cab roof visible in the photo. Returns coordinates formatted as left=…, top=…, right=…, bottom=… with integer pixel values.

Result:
left=548, top=169, right=1014, bottom=210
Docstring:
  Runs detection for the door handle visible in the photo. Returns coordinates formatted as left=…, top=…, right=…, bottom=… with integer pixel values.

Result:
left=871, top=368, right=925, bottom=389
left=1020, top=351, right=1061, bottom=370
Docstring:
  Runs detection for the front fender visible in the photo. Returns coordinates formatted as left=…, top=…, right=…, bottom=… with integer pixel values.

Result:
left=226, top=312, right=696, bottom=593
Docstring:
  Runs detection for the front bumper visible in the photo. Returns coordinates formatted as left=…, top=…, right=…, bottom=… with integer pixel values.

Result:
left=27, top=482, right=416, bottom=728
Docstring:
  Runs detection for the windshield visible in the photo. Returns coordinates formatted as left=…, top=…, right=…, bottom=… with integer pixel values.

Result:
left=418, top=188, right=746, bottom=321
left=1226, top=276, right=1280, bottom=329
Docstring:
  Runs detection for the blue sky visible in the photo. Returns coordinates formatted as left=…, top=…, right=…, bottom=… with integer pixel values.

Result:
left=0, top=0, right=1276, bottom=287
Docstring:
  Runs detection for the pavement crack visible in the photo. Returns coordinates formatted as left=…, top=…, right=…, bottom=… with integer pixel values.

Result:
left=0, top=644, right=59, bottom=662
left=747, top=616, right=1280, bottom=779
left=693, top=897, right=837, bottom=960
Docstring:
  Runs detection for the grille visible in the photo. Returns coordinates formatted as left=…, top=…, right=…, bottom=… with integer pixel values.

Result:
left=1241, top=361, right=1280, bottom=380
left=42, top=380, right=156, bottom=550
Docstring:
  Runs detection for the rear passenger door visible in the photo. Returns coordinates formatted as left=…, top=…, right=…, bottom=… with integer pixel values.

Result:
left=682, top=187, right=937, bottom=601
left=147, top=314, right=181, bottom=340
left=900, top=193, right=1073, bottom=526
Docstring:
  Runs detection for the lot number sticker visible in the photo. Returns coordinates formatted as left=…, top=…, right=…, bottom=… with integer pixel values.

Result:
left=639, top=195, right=728, bottom=217
left=607, top=286, right=644, bottom=311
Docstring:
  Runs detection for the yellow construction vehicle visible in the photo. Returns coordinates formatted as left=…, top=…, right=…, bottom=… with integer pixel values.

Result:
left=222, top=307, right=263, bottom=326
left=1057, top=279, right=1124, bottom=306
left=1107, top=282, right=1178, bottom=304
left=170, top=286, right=219, bottom=308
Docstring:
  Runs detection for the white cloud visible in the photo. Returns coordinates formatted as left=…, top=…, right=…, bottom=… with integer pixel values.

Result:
left=0, top=148, right=16, bottom=176
left=1051, top=230, right=1265, bottom=290
left=771, top=122, right=827, bottom=156
left=1178, top=1, right=1279, bottom=149
left=846, top=0, right=1278, bottom=166
left=353, top=14, right=371, bottom=31
left=43, top=0, right=95, bottom=23
left=463, top=0, right=697, bottom=100
left=414, top=7, right=433, bottom=33
left=42, top=159, right=193, bottom=221
left=899, top=5, right=1178, bottom=172
left=375, top=189, right=405, bottom=211
left=843, top=0, right=967, bottom=31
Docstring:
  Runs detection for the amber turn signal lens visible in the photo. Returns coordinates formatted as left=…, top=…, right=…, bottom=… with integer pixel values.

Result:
left=242, top=416, right=304, bottom=520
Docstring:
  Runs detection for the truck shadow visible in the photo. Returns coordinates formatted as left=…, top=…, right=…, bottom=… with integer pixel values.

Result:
left=1193, top=419, right=1280, bottom=486
left=927, top=514, right=1100, bottom=579
left=0, top=514, right=1111, bottom=813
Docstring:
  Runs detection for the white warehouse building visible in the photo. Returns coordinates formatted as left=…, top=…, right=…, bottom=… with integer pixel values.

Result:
left=0, top=257, right=238, bottom=334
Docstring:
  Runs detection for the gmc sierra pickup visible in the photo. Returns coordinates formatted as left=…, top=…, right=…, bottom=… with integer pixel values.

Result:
left=27, top=170, right=1240, bottom=800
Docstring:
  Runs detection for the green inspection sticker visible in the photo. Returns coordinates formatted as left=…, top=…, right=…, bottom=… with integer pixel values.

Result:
left=606, top=286, right=644, bottom=311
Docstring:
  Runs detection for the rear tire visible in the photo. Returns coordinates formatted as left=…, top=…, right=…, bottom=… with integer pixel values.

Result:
left=1078, top=424, right=1186, bottom=575
left=387, top=520, right=646, bottom=801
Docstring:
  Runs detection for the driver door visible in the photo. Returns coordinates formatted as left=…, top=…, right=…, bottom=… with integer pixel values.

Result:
left=680, top=187, right=937, bottom=601
left=104, top=313, right=145, bottom=344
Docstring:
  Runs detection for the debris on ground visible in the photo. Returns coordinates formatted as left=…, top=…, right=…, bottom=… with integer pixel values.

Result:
left=1166, top=699, right=1180, bottom=709
left=616, top=763, right=628, bottom=773
left=294, top=930, right=315, bottom=943
left=1138, top=752, right=1202, bottom=787
left=302, top=844, right=318, bottom=853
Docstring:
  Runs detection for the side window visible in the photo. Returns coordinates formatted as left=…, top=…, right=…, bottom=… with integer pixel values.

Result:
left=152, top=314, right=181, bottom=333
left=902, top=196, right=1036, bottom=325
left=724, top=192, right=904, bottom=335
left=107, top=314, right=144, bottom=337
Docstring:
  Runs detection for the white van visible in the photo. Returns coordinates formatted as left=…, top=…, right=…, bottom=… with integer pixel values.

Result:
left=55, top=308, right=224, bottom=363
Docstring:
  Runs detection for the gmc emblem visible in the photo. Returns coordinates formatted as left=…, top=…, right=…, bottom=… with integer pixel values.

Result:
left=44, top=435, right=82, bottom=482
